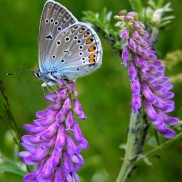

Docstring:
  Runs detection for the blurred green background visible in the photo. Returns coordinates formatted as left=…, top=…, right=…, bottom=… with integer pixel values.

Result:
left=0, top=0, right=182, bottom=181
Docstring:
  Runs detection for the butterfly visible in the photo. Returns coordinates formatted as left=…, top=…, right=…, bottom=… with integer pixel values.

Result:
left=33, top=0, right=102, bottom=87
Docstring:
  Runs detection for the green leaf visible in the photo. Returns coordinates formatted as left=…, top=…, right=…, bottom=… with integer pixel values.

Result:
left=0, top=165, right=25, bottom=176
left=159, top=21, right=171, bottom=27
left=161, top=15, right=175, bottom=21
left=0, top=151, right=27, bottom=176
left=148, top=0, right=157, bottom=9
left=163, top=2, right=172, bottom=12
left=83, top=8, right=123, bottom=50
left=100, top=8, right=107, bottom=23
left=106, top=11, right=112, bottom=22
left=143, top=155, right=153, bottom=166
left=147, top=137, right=158, bottom=147
left=119, top=143, right=127, bottom=150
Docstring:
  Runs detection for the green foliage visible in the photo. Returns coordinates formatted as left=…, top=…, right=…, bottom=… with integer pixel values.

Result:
left=163, top=50, right=182, bottom=84
left=127, top=0, right=175, bottom=43
left=0, top=80, right=21, bottom=144
left=145, top=0, right=174, bottom=27
left=0, top=147, right=26, bottom=176
left=164, top=50, right=182, bottom=68
left=83, top=9, right=123, bottom=50
left=147, top=136, right=158, bottom=147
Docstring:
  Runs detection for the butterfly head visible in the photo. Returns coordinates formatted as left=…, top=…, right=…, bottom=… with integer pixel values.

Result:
left=33, top=69, right=41, bottom=79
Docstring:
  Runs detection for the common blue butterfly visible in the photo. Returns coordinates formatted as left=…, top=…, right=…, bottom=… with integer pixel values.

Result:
left=34, top=0, right=102, bottom=87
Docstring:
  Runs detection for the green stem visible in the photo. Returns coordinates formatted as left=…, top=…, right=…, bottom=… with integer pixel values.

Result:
left=116, top=111, right=182, bottom=182
left=134, top=131, right=182, bottom=165
left=116, top=112, right=138, bottom=182
left=128, top=0, right=143, bottom=18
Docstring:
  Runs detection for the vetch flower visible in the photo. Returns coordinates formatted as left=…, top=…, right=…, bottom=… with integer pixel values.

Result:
left=19, top=80, right=89, bottom=181
left=115, top=11, right=179, bottom=138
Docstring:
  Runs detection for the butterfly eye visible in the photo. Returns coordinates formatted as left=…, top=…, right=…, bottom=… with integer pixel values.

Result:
left=33, top=70, right=40, bottom=78
left=45, top=19, right=49, bottom=24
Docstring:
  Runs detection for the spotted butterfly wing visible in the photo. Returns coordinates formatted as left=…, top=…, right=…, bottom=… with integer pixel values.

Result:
left=38, top=0, right=102, bottom=83
left=39, top=0, right=77, bottom=71
left=46, top=23, right=102, bottom=80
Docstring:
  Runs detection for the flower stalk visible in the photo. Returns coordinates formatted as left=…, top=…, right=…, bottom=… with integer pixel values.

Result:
left=134, top=131, right=182, bottom=166
left=116, top=112, right=138, bottom=182
left=115, top=10, right=178, bottom=138
left=115, top=8, right=179, bottom=182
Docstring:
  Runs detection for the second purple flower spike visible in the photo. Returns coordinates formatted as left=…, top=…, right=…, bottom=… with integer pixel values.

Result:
left=19, top=80, right=89, bottom=182
left=115, top=11, right=178, bottom=138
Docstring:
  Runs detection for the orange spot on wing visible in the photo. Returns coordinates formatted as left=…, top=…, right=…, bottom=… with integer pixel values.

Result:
left=89, top=59, right=96, bottom=64
left=88, top=45, right=96, bottom=52
left=84, top=31, right=90, bottom=37
left=86, top=38, right=93, bottom=44
left=88, top=54, right=95, bottom=59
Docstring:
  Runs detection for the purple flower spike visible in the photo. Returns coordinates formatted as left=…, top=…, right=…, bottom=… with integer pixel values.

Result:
left=122, top=28, right=129, bottom=43
left=74, top=99, right=87, bottom=120
left=122, top=46, right=130, bottom=67
left=129, top=61, right=137, bottom=81
left=54, top=167, right=65, bottom=181
left=118, top=10, right=127, bottom=16
left=132, top=95, right=142, bottom=113
left=65, top=110, right=74, bottom=130
left=128, top=38, right=137, bottom=52
left=116, top=10, right=179, bottom=138
left=45, top=92, right=57, bottom=101
left=19, top=81, right=88, bottom=181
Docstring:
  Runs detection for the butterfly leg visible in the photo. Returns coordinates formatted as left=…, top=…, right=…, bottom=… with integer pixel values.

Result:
left=47, top=81, right=58, bottom=93
left=40, top=82, right=53, bottom=93
left=41, top=82, right=47, bottom=95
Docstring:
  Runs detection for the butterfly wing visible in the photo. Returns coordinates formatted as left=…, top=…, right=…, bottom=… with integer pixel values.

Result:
left=39, top=0, right=78, bottom=71
left=43, top=23, right=102, bottom=80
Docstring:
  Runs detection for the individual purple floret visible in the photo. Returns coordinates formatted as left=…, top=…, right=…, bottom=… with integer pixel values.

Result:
left=19, top=80, right=89, bottom=181
left=115, top=11, right=178, bottom=138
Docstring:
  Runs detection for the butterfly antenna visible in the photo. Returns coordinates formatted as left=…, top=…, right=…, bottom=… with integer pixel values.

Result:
left=7, top=68, right=37, bottom=75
